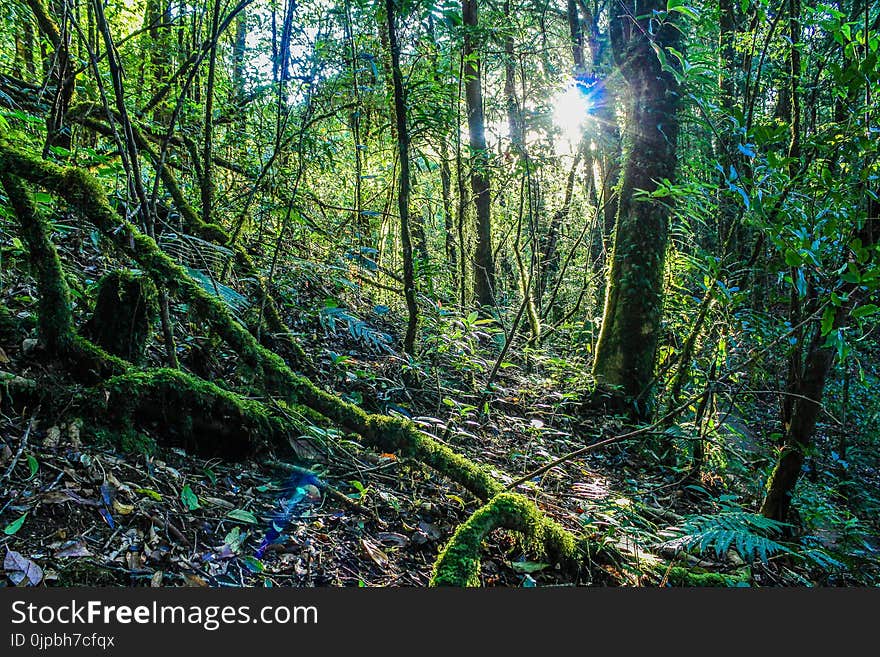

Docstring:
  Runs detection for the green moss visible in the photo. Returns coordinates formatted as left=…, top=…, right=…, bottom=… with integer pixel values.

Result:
left=90, top=368, right=290, bottom=458
left=85, top=269, right=158, bottom=363
left=119, top=428, right=158, bottom=455
left=0, top=169, right=73, bottom=353
left=431, top=493, right=579, bottom=587
left=665, top=566, right=752, bottom=587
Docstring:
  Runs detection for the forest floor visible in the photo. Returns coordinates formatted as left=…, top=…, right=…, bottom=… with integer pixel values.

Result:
left=1, top=229, right=878, bottom=587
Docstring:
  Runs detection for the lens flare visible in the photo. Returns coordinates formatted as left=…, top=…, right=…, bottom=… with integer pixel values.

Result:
left=551, top=81, right=593, bottom=153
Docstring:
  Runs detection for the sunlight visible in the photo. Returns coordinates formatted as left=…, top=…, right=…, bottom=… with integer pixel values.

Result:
left=551, top=81, right=593, bottom=154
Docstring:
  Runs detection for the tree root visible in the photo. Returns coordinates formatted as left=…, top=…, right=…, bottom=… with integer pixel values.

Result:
left=430, top=492, right=582, bottom=586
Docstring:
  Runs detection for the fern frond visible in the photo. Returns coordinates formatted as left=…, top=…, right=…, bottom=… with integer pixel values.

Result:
left=657, top=511, right=791, bottom=563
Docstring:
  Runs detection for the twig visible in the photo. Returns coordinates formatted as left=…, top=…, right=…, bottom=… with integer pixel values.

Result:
left=1, top=415, right=36, bottom=483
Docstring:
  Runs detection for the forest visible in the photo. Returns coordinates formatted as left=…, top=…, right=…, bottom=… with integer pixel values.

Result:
left=0, top=0, right=877, bottom=589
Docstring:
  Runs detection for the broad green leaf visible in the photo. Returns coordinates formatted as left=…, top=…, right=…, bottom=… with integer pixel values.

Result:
left=227, top=509, right=259, bottom=525
left=3, top=513, right=28, bottom=536
left=852, top=304, right=878, bottom=319
left=181, top=484, right=200, bottom=511
left=26, top=455, right=38, bottom=479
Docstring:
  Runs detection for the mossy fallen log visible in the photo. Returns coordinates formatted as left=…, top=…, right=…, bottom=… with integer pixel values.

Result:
left=0, top=140, right=504, bottom=500
left=66, top=104, right=311, bottom=372
left=88, top=368, right=291, bottom=459
left=430, top=492, right=581, bottom=587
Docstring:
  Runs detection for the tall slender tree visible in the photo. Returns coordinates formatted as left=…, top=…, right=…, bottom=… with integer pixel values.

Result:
left=462, top=0, right=495, bottom=310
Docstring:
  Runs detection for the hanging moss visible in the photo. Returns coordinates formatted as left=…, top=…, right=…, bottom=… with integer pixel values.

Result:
left=84, top=270, right=159, bottom=364
left=430, top=493, right=580, bottom=587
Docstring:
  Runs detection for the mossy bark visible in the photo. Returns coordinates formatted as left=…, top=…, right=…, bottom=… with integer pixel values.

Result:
left=85, top=270, right=159, bottom=364
left=1, top=141, right=621, bottom=584
left=0, top=169, right=73, bottom=353
left=87, top=368, right=291, bottom=459
left=66, top=103, right=311, bottom=372
left=430, top=492, right=580, bottom=586
left=592, top=3, right=680, bottom=416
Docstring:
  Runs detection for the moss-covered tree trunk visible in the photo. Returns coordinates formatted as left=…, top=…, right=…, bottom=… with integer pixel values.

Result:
left=0, top=170, right=73, bottom=353
left=85, top=271, right=158, bottom=364
left=592, top=2, right=680, bottom=414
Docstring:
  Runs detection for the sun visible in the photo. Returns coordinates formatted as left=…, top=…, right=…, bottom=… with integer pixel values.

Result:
left=551, top=81, right=593, bottom=154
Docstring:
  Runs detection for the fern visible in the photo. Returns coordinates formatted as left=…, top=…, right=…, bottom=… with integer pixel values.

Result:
left=183, top=266, right=249, bottom=316
left=319, top=305, right=394, bottom=354
left=657, top=511, right=791, bottom=564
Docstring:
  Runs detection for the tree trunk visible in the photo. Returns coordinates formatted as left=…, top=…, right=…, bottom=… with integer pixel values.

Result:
left=463, top=0, right=494, bottom=310
left=592, top=1, right=680, bottom=413
left=385, top=0, right=418, bottom=355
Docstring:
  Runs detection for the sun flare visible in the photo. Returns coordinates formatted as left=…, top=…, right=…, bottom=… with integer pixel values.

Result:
left=551, top=82, right=593, bottom=153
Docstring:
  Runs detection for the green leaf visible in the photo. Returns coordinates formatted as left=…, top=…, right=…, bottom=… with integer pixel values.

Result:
left=180, top=484, right=201, bottom=511
left=135, top=487, right=163, bottom=501
left=851, top=304, right=878, bottom=319
left=227, top=509, right=259, bottom=525
left=26, top=455, right=38, bottom=479
left=821, top=305, right=836, bottom=336
left=510, top=561, right=550, bottom=574
left=240, top=555, right=264, bottom=573
left=3, top=513, right=28, bottom=535
left=203, top=467, right=217, bottom=486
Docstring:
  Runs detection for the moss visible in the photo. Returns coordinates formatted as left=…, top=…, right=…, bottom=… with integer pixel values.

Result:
left=89, top=368, right=292, bottom=459
left=665, top=566, right=752, bottom=587
left=0, top=142, right=593, bottom=564
left=84, top=270, right=159, bottom=363
left=0, top=169, right=73, bottom=353
left=430, top=493, right=579, bottom=587
left=118, top=428, right=158, bottom=455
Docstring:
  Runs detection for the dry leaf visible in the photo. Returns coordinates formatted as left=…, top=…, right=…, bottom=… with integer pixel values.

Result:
left=182, top=572, right=208, bottom=587
left=202, top=496, right=235, bottom=509
left=67, top=421, right=82, bottom=449
left=44, top=426, right=61, bottom=449
left=151, top=571, right=163, bottom=587
left=112, top=499, right=134, bottom=515
left=4, top=550, right=43, bottom=586
left=376, top=532, right=410, bottom=548
left=0, top=346, right=9, bottom=363
left=55, top=542, right=93, bottom=558
left=361, top=538, right=389, bottom=567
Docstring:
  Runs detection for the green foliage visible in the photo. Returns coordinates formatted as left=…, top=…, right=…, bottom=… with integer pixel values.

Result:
left=657, top=510, right=790, bottom=564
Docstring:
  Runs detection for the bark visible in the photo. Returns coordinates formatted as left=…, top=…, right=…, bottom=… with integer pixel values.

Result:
left=592, top=1, right=681, bottom=413
left=463, top=0, right=495, bottom=309
left=385, top=0, right=418, bottom=355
